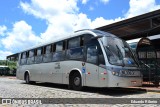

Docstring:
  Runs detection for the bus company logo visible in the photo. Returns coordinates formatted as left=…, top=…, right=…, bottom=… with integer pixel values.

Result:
left=2, top=99, right=12, bottom=104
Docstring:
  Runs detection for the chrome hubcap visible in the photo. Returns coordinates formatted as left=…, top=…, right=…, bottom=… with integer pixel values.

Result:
left=74, top=77, right=80, bottom=86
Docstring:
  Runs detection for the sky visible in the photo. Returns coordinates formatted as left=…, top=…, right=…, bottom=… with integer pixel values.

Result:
left=0, top=0, right=160, bottom=59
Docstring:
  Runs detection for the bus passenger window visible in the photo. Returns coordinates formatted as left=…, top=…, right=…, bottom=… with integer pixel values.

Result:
left=67, top=47, right=83, bottom=59
left=52, top=41, right=65, bottom=61
left=43, top=45, right=52, bottom=62
left=29, top=50, right=34, bottom=57
left=45, top=45, right=51, bottom=54
left=20, top=52, right=27, bottom=65
left=27, top=50, right=34, bottom=64
left=35, top=47, right=43, bottom=63
left=56, top=42, right=63, bottom=52
left=67, top=37, right=83, bottom=60
left=86, top=46, right=98, bottom=64
left=68, top=37, right=80, bottom=49
left=22, top=52, right=26, bottom=59
left=52, top=52, right=65, bottom=61
left=37, top=48, right=42, bottom=55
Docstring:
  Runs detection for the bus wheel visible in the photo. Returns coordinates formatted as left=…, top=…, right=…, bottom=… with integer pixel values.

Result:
left=71, top=72, right=82, bottom=91
left=25, top=73, right=35, bottom=84
left=25, top=73, right=30, bottom=84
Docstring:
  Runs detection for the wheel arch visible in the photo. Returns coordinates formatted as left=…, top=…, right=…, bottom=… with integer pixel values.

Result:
left=24, top=70, right=30, bottom=80
left=69, top=68, right=84, bottom=86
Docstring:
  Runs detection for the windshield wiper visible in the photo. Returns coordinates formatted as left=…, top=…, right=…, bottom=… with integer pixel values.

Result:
left=125, top=46, right=139, bottom=66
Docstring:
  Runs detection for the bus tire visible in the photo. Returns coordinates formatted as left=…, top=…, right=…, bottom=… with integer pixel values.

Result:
left=25, top=73, right=30, bottom=84
left=71, top=72, right=82, bottom=91
left=25, top=73, right=35, bottom=84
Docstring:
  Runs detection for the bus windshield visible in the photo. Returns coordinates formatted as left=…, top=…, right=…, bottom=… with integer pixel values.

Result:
left=104, top=36, right=138, bottom=67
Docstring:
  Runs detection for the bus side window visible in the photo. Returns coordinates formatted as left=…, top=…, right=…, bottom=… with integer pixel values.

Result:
left=20, top=52, right=27, bottom=65
left=56, top=42, right=63, bottom=52
left=68, top=37, right=80, bottom=49
left=27, top=50, right=34, bottom=64
left=23, top=52, right=26, bottom=59
left=29, top=50, right=34, bottom=57
left=37, top=48, right=43, bottom=55
left=67, top=37, right=83, bottom=60
left=35, top=47, right=43, bottom=64
left=85, top=39, right=99, bottom=65
left=86, top=45, right=98, bottom=64
left=53, top=41, right=65, bottom=61
left=43, top=45, right=52, bottom=62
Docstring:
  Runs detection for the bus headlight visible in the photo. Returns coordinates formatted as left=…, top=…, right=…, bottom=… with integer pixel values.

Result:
left=112, top=71, right=119, bottom=76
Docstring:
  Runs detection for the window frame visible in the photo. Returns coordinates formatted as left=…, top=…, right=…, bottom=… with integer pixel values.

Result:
left=68, top=37, right=80, bottom=49
left=55, top=41, right=63, bottom=52
left=86, top=45, right=98, bottom=64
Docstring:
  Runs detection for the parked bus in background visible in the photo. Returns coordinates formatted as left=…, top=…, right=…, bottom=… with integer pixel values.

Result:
left=16, top=29, right=142, bottom=90
left=0, top=66, right=10, bottom=76
left=129, top=38, right=160, bottom=86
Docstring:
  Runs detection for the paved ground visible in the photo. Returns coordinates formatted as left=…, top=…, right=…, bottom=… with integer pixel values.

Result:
left=0, top=76, right=160, bottom=107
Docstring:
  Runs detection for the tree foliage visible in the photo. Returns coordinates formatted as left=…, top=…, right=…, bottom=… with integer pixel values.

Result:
left=0, top=60, right=17, bottom=70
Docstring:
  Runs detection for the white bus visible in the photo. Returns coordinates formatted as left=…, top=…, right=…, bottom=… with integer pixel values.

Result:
left=16, top=29, right=142, bottom=90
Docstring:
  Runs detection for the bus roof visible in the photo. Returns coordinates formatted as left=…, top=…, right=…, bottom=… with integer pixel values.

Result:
left=19, top=29, right=117, bottom=53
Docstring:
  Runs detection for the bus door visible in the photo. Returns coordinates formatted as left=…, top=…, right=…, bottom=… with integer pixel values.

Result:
left=51, top=42, right=65, bottom=83
left=52, top=52, right=64, bottom=84
left=53, top=62, right=62, bottom=83
left=85, top=40, right=99, bottom=87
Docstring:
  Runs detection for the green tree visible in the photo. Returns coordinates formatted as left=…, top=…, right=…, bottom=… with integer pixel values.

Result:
left=0, top=60, right=17, bottom=70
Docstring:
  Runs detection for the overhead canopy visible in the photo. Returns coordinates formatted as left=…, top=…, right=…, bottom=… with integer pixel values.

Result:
left=96, top=9, right=160, bottom=40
